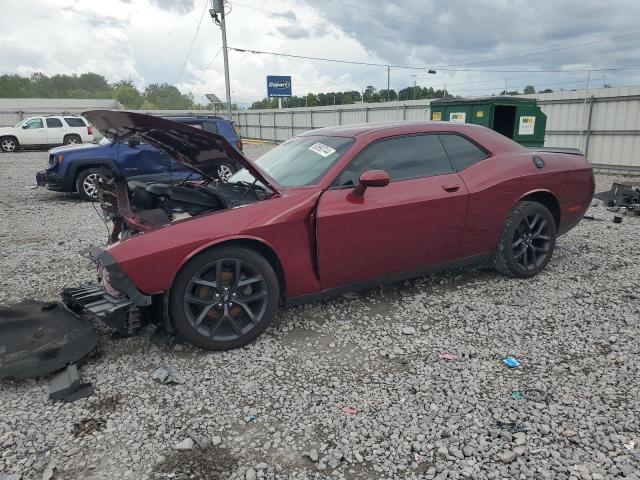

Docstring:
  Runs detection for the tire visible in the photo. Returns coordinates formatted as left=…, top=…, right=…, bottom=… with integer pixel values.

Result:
left=75, top=168, right=105, bottom=201
left=64, top=135, right=82, bottom=146
left=0, top=137, right=19, bottom=153
left=216, top=161, right=236, bottom=182
left=170, top=246, right=280, bottom=351
left=493, top=201, right=557, bottom=278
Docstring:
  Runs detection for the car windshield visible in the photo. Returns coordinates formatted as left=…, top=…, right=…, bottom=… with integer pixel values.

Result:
left=14, top=120, right=24, bottom=127
left=228, top=135, right=355, bottom=187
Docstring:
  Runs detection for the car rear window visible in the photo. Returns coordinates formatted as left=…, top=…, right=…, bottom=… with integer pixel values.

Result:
left=46, top=118, right=63, bottom=128
left=202, top=122, right=219, bottom=134
left=64, top=117, right=87, bottom=128
left=438, top=134, right=488, bottom=171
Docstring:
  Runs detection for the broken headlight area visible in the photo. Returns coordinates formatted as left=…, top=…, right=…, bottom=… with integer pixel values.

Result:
left=61, top=247, right=156, bottom=337
left=95, top=173, right=270, bottom=244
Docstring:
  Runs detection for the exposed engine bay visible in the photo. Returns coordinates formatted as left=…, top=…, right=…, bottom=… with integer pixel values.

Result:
left=96, top=174, right=271, bottom=243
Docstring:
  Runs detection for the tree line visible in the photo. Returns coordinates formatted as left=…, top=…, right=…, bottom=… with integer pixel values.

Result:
left=0, top=72, right=203, bottom=110
left=249, top=84, right=553, bottom=109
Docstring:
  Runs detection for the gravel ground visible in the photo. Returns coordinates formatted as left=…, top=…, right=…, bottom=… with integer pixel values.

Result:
left=0, top=147, right=639, bottom=480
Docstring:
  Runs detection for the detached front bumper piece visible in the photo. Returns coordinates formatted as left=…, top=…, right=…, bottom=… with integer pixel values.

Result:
left=62, top=284, right=143, bottom=336
left=62, top=246, right=152, bottom=336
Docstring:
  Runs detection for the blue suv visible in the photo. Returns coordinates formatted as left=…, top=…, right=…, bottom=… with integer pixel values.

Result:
left=36, top=115, right=243, bottom=201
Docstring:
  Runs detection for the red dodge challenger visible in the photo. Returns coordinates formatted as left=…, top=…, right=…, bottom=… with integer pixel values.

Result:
left=63, top=111, right=594, bottom=350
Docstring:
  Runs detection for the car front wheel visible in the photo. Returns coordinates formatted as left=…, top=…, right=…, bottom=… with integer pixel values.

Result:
left=1, top=137, right=19, bottom=152
left=170, top=246, right=280, bottom=350
left=75, top=168, right=105, bottom=201
left=493, top=201, right=557, bottom=278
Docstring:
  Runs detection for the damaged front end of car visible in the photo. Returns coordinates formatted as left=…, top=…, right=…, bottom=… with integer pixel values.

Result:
left=62, top=247, right=153, bottom=336
left=59, top=110, right=279, bottom=337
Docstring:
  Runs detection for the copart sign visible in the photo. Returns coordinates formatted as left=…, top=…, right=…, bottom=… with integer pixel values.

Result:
left=267, top=75, right=292, bottom=97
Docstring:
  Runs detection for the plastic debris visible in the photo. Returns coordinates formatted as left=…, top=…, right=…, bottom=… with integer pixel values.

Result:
left=438, top=353, right=456, bottom=361
left=341, top=407, right=358, bottom=415
left=496, top=420, right=525, bottom=433
left=511, top=391, right=525, bottom=400
left=48, top=364, right=94, bottom=403
left=151, top=363, right=185, bottom=384
left=624, top=440, right=636, bottom=451
left=503, top=356, right=520, bottom=368
left=613, top=215, right=623, bottom=224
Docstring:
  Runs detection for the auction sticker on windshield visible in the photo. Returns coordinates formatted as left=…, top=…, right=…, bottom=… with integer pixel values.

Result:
left=308, top=143, right=336, bottom=157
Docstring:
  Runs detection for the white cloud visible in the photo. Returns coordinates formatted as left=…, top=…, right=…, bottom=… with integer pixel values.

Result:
left=1, top=0, right=639, bottom=106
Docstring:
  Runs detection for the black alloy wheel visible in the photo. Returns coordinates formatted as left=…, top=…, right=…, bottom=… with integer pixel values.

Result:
left=170, top=247, right=279, bottom=350
left=511, top=212, right=552, bottom=271
left=493, top=201, right=557, bottom=278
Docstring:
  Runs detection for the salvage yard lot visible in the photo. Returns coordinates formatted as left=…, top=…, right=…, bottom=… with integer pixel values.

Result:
left=1, top=147, right=639, bottom=480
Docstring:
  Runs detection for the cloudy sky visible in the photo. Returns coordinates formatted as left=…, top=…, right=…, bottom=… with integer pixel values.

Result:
left=2, top=0, right=640, bottom=107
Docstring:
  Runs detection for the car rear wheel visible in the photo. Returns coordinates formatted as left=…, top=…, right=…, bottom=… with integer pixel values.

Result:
left=64, top=135, right=82, bottom=146
left=170, top=246, right=280, bottom=351
left=493, top=201, right=556, bottom=278
left=1, top=137, right=19, bottom=153
left=75, top=168, right=105, bottom=201
left=217, top=162, right=236, bottom=182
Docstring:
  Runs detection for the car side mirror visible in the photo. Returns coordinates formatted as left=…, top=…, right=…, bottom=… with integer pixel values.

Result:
left=128, top=139, right=140, bottom=148
left=22, top=124, right=28, bottom=129
left=352, top=170, right=390, bottom=196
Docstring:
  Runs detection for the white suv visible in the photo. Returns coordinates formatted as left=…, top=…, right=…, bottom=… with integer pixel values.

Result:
left=0, top=115, right=94, bottom=152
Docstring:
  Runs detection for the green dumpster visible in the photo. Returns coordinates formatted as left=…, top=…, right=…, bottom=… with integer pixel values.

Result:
left=429, top=96, right=547, bottom=147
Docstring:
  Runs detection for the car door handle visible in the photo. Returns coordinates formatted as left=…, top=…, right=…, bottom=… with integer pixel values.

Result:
left=442, top=184, right=460, bottom=192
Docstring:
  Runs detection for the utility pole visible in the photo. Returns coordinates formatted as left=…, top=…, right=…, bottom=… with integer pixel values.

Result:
left=410, top=74, right=417, bottom=100
left=387, top=66, right=391, bottom=102
left=210, top=0, right=232, bottom=120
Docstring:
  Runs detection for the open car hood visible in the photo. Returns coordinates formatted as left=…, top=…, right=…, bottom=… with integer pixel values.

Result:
left=83, top=110, right=279, bottom=192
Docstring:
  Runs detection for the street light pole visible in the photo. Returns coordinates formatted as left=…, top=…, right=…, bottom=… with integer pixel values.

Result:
left=210, top=0, right=232, bottom=121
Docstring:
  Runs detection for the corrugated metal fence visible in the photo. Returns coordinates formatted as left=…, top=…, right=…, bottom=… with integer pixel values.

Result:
left=230, top=86, right=640, bottom=174
left=1, top=88, right=638, bottom=173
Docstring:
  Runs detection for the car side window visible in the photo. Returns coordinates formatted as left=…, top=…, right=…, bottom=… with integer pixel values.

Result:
left=438, top=134, right=488, bottom=171
left=64, top=117, right=87, bottom=128
left=46, top=118, right=63, bottom=128
left=25, top=118, right=44, bottom=129
left=202, top=122, right=219, bottom=134
left=334, top=134, right=453, bottom=187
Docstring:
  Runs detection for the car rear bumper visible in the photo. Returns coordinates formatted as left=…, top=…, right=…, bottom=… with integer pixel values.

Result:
left=36, top=169, right=74, bottom=192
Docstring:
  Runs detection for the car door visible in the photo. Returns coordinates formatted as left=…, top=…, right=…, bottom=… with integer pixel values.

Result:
left=117, top=140, right=174, bottom=177
left=316, top=133, right=468, bottom=289
left=45, top=117, right=65, bottom=144
left=19, top=117, right=47, bottom=145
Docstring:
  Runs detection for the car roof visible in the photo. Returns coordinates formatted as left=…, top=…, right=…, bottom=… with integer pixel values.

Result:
left=299, top=120, right=488, bottom=138
left=163, top=116, right=229, bottom=123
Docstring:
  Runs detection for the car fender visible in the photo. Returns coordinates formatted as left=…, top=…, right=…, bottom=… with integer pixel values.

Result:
left=68, top=158, right=122, bottom=180
left=169, top=233, right=284, bottom=288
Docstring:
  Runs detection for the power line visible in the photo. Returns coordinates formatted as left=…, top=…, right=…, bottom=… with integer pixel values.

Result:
left=235, top=1, right=640, bottom=71
left=176, top=0, right=210, bottom=84
left=442, top=29, right=640, bottom=68
left=193, top=47, right=223, bottom=90
left=229, top=47, right=640, bottom=73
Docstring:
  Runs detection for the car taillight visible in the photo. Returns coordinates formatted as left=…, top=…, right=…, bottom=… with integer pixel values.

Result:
left=87, top=126, right=93, bottom=135
left=236, top=139, right=243, bottom=151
